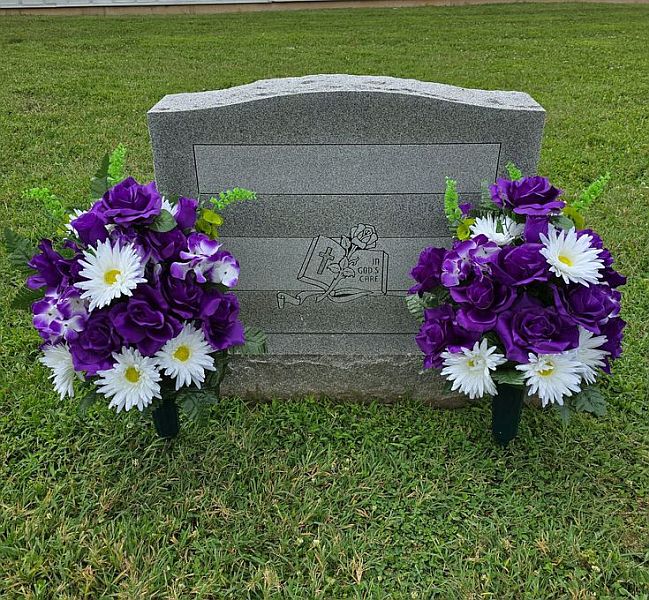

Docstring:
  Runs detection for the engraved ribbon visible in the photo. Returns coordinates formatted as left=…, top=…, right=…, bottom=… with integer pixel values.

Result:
left=277, top=289, right=374, bottom=308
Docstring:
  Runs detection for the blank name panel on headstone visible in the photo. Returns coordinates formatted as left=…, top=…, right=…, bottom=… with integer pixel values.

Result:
left=192, top=142, right=500, bottom=353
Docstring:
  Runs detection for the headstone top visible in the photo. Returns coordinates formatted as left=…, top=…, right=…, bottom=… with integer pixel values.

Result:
left=148, top=74, right=545, bottom=114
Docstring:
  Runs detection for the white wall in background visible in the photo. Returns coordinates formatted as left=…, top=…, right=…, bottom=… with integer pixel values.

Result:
left=0, top=0, right=332, bottom=8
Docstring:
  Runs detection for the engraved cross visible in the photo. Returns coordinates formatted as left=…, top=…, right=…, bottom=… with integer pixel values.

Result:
left=317, top=246, right=335, bottom=274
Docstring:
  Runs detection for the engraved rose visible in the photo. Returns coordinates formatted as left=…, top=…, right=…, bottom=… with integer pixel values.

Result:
left=349, top=224, right=378, bottom=250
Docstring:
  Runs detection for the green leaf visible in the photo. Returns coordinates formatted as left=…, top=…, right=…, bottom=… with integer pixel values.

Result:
left=477, top=180, right=501, bottom=214
left=493, top=369, right=526, bottom=386
left=195, top=208, right=223, bottom=238
left=22, top=187, right=67, bottom=222
left=553, top=215, right=576, bottom=231
left=505, top=162, right=523, bottom=181
left=562, top=205, right=586, bottom=230
left=443, top=177, right=462, bottom=225
left=201, top=209, right=224, bottom=225
left=442, top=378, right=455, bottom=394
left=149, top=209, right=177, bottom=233
left=178, top=353, right=230, bottom=423
left=3, top=228, right=36, bottom=272
left=78, top=389, right=100, bottom=416
left=90, top=153, right=111, bottom=198
left=235, top=327, right=268, bottom=356
left=573, top=386, right=607, bottom=417
left=573, top=173, right=610, bottom=214
left=456, top=218, right=475, bottom=241
left=180, top=393, right=205, bottom=423
left=207, top=353, right=231, bottom=387
left=180, top=389, right=218, bottom=424
left=107, top=144, right=127, bottom=185
left=11, top=286, right=44, bottom=310
left=407, top=289, right=450, bottom=317
left=210, top=187, right=257, bottom=212
left=405, top=294, right=426, bottom=323
left=431, top=288, right=451, bottom=304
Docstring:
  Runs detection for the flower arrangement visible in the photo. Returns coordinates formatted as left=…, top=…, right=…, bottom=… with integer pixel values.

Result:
left=5, top=146, right=265, bottom=438
left=408, top=164, right=625, bottom=444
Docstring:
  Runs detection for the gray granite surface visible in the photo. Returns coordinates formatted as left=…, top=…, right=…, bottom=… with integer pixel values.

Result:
left=148, top=75, right=545, bottom=402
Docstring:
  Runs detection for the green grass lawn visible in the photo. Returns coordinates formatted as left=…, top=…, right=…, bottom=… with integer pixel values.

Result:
left=1, top=4, right=649, bottom=597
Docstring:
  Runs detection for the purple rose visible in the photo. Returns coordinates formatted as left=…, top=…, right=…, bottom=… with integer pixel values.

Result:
left=578, top=229, right=626, bottom=288
left=523, top=215, right=550, bottom=243
left=600, top=265, right=626, bottom=288
left=599, top=317, right=625, bottom=373
left=143, top=228, right=187, bottom=262
left=409, top=247, right=446, bottom=295
left=600, top=265, right=626, bottom=289
left=553, top=284, right=621, bottom=334
left=495, top=294, right=579, bottom=363
left=200, top=289, right=245, bottom=351
left=160, top=270, right=204, bottom=321
left=490, top=176, right=565, bottom=216
left=27, top=240, right=78, bottom=291
left=451, top=276, right=517, bottom=333
left=415, top=304, right=479, bottom=369
left=109, top=284, right=182, bottom=356
left=98, top=177, right=162, bottom=226
left=71, top=203, right=109, bottom=245
left=68, top=308, right=123, bottom=375
left=578, top=229, right=605, bottom=252
left=491, top=243, right=550, bottom=287
left=441, top=235, right=500, bottom=288
left=174, top=197, right=198, bottom=230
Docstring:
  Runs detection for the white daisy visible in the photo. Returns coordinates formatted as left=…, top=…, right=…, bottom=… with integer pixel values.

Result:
left=470, top=214, right=524, bottom=246
left=440, top=339, right=507, bottom=399
left=155, top=323, right=216, bottom=390
left=75, top=239, right=146, bottom=311
left=161, top=197, right=175, bottom=214
left=96, top=347, right=161, bottom=412
left=573, top=327, right=609, bottom=384
left=39, top=344, right=79, bottom=399
left=539, top=226, right=604, bottom=286
left=516, top=352, right=583, bottom=407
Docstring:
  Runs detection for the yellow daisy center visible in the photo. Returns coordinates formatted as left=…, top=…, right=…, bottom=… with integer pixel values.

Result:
left=173, top=345, right=191, bottom=362
left=125, top=366, right=140, bottom=383
left=104, top=269, right=121, bottom=285
left=538, top=365, right=555, bottom=377
left=558, top=255, right=573, bottom=267
left=467, top=359, right=476, bottom=368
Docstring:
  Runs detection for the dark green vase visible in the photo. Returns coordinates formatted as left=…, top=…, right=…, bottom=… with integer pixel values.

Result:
left=491, top=383, right=524, bottom=447
left=152, top=395, right=180, bottom=439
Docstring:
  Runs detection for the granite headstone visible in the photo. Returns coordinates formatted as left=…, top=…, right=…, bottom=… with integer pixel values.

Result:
left=148, top=75, right=545, bottom=403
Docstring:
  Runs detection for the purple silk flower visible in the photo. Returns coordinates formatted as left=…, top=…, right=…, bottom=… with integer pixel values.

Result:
left=171, top=232, right=240, bottom=287
left=495, top=294, right=579, bottom=363
left=490, top=176, right=565, bottom=216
